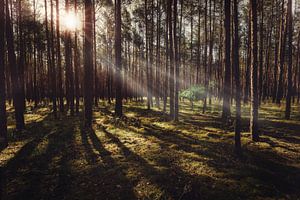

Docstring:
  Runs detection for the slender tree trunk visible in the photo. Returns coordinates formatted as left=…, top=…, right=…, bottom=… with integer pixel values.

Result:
left=203, top=0, right=208, bottom=113
left=155, top=0, right=161, bottom=108
left=163, top=2, right=169, bottom=113
left=65, top=0, right=74, bottom=115
left=276, top=1, right=287, bottom=104
left=93, top=0, right=98, bottom=107
left=84, top=0, right=94, bottom=126
left=50, top=0, right=57, bottom=118
left=56, top=0, right=64, bottom=112
left=44, top=0, right=51, bottom=104
left=258, top=0, right=264, bottom=104
left=244, top=8, right=251, bottom=104
left=296, top=32, right=300, bottom=103
left=174, top=0, right=179, bottom=121
left=222, top=0, right=231, bottom=120
left=168, top=0, right=174, bottom=118
left=33, top=0, right=38, bottom=107
left=115, top=0, right=122, bottom=117
left=233, top=0, right=241, bottom=152
left=285, top=0, right=293, bottom=119
left=250, top=0, right=259, bottom=141
left=74, top=0, right=80, bottom=114
left=0, top=0, right=7, bottom=146
left=5, top=0, right=25, bottom=130
left=18, top=0, right=25, bottom=115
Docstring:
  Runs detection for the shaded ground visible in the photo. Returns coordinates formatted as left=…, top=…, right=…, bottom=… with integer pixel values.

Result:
left=0, top=101, right=300, bottom=200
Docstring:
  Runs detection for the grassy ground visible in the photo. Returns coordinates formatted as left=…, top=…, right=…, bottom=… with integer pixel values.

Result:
left=0, top=100, right=300, bottom=200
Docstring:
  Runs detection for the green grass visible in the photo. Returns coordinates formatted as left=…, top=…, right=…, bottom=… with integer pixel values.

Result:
left=0, top=100, right=300, bottom=199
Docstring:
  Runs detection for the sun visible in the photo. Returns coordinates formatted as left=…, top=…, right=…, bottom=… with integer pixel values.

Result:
left=62, top=11, right=80, bottom=30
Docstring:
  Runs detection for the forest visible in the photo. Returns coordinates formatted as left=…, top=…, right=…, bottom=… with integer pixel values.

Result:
left=0, top=0, right=300, bottom=199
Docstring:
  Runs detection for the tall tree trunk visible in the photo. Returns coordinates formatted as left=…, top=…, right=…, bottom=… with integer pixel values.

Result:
left=222, top=0, right=231, bottom=120
left=33, top=0, right=38, bottom=107
left=276, top=1, right=287, bottom=104
left=285, top=0, right=293, bottom=119
left=258, top=0, right=264, bottom=104
left=18, top=0, right=25, bottom=114
left=203, top=0, right=208, bottom=113
left=74, top=0, right=80, bottom=114
left=163, top=1, right=169, bottom=113
left=56, top=0, right=64, bottom=112
left=155, top=0, right=161, bottom=108
left=174, top=0, right=179, bottom=121
left=93, top=0, right=98, bottom=107
left=5, top=0, right=25, bottom=130
left=233, top=0, right=241, bottom=152
left=244, top=7, right=251, bottom=104
left=84, top=0, right=94, bottom=126
left=44, top=0, right=51, bottom=104
left=296, top=32, right=300, bottom=103
left=50, top=0, right=57, bottom=118
left=168, top=0, right=174, bottom=118
left=65, top=0, right=74, bottom=115
left=0, top=0, right=7, bottom=146
left=145, top=0, right=151, bottom=110
left=250, top=0, right=259, bottom=141
left=114, top=0, right=122, bottom=117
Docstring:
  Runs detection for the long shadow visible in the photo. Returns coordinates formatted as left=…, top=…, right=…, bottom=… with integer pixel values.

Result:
left=258, top=119, right=300, bottom=145
left=101, top=127, right=203, bottom=198
left=132, top=123, right=300, bottom=198
left=2, top=114, right=77, bottom=200
left=259, top=137, right=299, bottom=153
left=50, top=117, right=77, bottom=199
left=79, top=126, right=136, bottom=199
left=100, top=127, right=258, bottom=199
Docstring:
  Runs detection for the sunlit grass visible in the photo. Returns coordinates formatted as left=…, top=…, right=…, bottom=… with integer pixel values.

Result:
left=1, top=100, right=300, bottom=199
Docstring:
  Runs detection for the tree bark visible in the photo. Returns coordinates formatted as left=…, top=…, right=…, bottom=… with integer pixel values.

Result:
left=5, top=0, right=25, bottom=130
left=222, top=0, right=231, bottom=120
left=84, top=0, right=94, bottom=126
left=233, top=0, right=241, bottom=152
left=250, top=0, right=259, bottom=141
left=114, top=0, right=123, bottom=117
left=285, top=0, right=293, bottom=119
left=0, top=0, right=7, bottom=146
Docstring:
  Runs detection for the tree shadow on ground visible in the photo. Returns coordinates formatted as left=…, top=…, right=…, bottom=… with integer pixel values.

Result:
left=100, top=127, right=245, bottom=200
left=2, top=114, right=77, bottom=200
left=77, top=126, right=136, bottom=199
left=2, top=104, right=300, bottom=200
left=137, top=122, right=300, bottom=199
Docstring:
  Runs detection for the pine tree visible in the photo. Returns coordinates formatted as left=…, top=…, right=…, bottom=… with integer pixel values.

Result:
left=285, top=0, right=293, bottom=119
left=84, top=0, right=94, bottom=127
left=222, top=0, right=231, bottom=120
left=0, top=0, right=7, bottom=146
left=250, top=0, right=259, bottom=141
left=115, top=0, right=123, bottom=117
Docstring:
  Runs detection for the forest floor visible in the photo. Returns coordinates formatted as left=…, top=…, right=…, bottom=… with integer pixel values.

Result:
left=0, top=100, right=300, bottom=200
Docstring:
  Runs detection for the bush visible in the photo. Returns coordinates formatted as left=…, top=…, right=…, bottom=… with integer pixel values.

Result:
left=180, top=85, right=207, bottom=102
